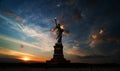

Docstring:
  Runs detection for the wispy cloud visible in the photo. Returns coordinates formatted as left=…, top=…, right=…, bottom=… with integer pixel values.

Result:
left=0, top=47, right=45, bottom=62
left=65, top=46, right=88, bottom=56
left=0, top=14, right=20, bottom=31
left=16, top=24, right=55, bottom=51
left=0, top=9, right=17, bottom=16
left=0, top=13, right=54, bottom=52
left=0, top=35, right=40, bottom=50
left=0, top=9, right=26, bottom=23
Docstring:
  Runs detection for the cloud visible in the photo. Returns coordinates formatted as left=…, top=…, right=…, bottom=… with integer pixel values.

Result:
left=0, top=47, right=44, bottom=62
left=66, top=0, right=78, bottom=6
left=76, top=55, right=119, bottom=63
left=99, top=29, right=104, bottom=34
left=0, top=14, right=22, bottom=31
left=0, top=9, right=17, bottom=16
left=89, top=40, right=96, bottom=48
left=17, top=23, right=55, bottom=52
left=89, top=28, right=120, bottom=48
left=72, top=11, right=82, bottom=21
left=0, top=35, right=40, bottom=49
left=0, top=47, right=36, bottom=57
left=88, top=29, right=120, bottom=56
left=0, top=9, right=26, bottom=23
left=65, top=46, right=88, bottom=56
left=0, top=14, right=54, bottom=52
left=16, top=16, right=20, bottom=20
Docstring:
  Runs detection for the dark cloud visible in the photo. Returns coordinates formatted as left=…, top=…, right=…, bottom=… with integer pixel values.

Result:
left=89, top=27, right=120, bottom=56
left=0, top=58, right=22, bottom=63
left=87, top=0, right=97, bottom=8
left=92, top=41, right=119, bottom=55
left=76, top=55, right=120, bottom=63
left=0, top=54, right=22, bottom=63
left=0, top=9, right=16, bottom=16
left=66, top=0, right=78, bottom=6
left=72, top=11, right=82, bottom=21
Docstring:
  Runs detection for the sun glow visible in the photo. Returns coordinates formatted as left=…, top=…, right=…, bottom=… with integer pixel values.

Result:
left=18, top=56, right=45, bottom=62
left=60, top=25, right=64, bottom=29
left=92, top=34, right=97, bottom=40
left=20, top=56, right=30, bottom=61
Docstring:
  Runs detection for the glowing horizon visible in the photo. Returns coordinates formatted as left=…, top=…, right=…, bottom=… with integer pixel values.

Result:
left=0, top=0, right=120, bottom=63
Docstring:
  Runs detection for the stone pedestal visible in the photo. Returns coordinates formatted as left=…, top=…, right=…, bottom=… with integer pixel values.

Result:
left=46, top=43, right=70, bottom=64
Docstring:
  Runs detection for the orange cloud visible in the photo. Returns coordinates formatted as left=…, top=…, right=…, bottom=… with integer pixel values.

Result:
left=90, top=28, right=120, bottom=48
left=63, top=30, right=70, bottom=36
left=51, top=28, right=57, bottom=35
left=22, top=19, right=26, bottom=23
left=89, top=41, right=95, bottom=48
left=0, top=9, right=27, bottom=23
left=0, top=47, right=46, bottom=62
left=16, top=16, right=20, bottom=20
left=99, top=29, right=104, bottom=35
left=92, top=34, right=97, bottom=40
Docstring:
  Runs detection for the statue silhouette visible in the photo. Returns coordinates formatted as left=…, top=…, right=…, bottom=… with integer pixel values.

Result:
left=54, top=17, right=64, bottom=43
left=46, top=17, right=70, bottom=63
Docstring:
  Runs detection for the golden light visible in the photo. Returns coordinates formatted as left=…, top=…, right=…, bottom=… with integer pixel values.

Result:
left=18, top=56, right=45, bottom=62
left=99, top=29, right=104, bottom=34
left=16, top=16, right=20, bottom=20
left=51, top=28, right=57, bottom=35
left=60, top=25, right=64, bottom=29
left=92, top=34, right=97, bottom=40
left=20, top=56, right=30, bottom=61
left=22, top=19, right=26, bottom=23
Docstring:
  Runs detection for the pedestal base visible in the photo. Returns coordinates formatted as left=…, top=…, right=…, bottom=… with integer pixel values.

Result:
left=46, top=43, right=70, bottom=64
left=46, top=58, right=70, bottom=64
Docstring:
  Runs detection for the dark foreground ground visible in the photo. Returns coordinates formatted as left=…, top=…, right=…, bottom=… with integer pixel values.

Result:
left=0, top=63, right=120, bottom=71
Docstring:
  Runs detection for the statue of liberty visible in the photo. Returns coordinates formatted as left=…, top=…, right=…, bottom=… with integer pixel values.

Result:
left=46, top=17, right=70, bottom=63
left=54, top=17, right=64, bottom=43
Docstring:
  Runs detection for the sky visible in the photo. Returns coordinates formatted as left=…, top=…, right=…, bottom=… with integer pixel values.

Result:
left=0, top=0, right=120, bottom=63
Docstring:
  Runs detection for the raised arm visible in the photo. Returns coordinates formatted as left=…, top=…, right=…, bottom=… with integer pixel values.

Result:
left=54, top=17, right=58, bottom=26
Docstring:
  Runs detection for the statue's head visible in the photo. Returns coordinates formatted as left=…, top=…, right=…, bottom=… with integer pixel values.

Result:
left=58, top=24, right=60, bottom=26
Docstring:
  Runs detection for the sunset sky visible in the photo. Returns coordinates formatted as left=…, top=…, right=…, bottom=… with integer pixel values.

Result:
left=0, top=0, right=120, bottom=63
